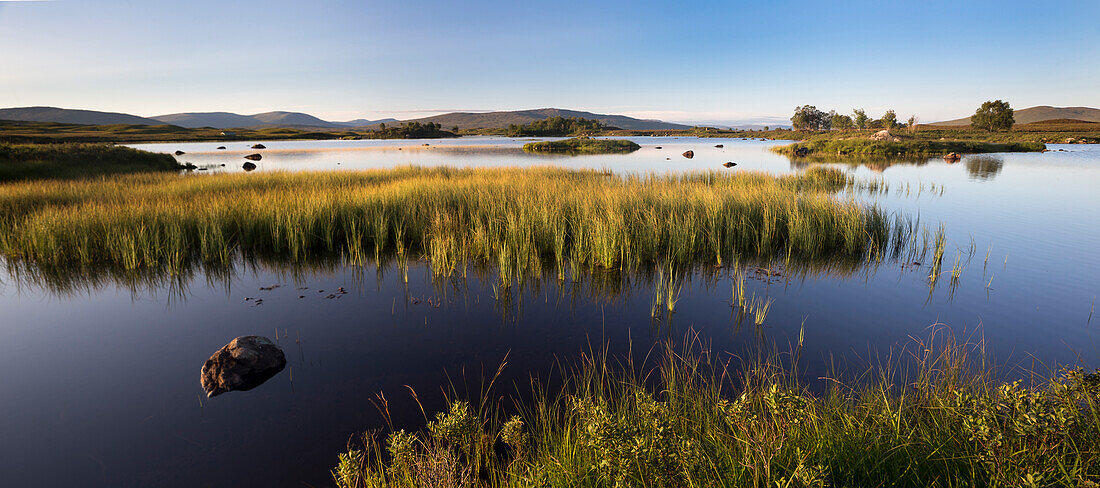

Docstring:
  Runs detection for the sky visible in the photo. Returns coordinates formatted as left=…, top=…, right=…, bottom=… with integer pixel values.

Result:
left=1, top=0, right=1098, bottom=126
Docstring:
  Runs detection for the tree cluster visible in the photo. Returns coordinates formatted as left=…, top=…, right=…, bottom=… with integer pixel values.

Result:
left=791, top=106, right=912, bottom=131
left=373, top=121, right=453, bottom=139
left=506, top=117, right=613, bottom=137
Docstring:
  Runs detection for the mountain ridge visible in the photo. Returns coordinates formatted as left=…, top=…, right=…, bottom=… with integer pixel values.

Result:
left=0, top=106, right=690, bottom=131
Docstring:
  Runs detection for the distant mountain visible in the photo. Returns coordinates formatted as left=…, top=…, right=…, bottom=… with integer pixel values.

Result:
left=2, top=106, right=691, bottom=131
left=152, top=111, right=344, bottom=129
left=152, top=112, right=262, bottom=128
left=396, top=108, right=692, bottom=130
left=337, top=118, right=398, bottom=127
left=0, top=106, right=166, bottom=126
left=935, top=106, right=1100, bottom=125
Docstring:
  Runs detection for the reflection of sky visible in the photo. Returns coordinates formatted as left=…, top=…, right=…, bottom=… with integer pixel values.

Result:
left=2, top=139, right=1100, bottom=487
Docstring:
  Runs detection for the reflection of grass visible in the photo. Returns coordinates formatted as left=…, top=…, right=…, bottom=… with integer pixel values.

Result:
left=333, top=329, right=1100, bottom=487
left=0, top=143, right=180, bottom=181
left=0, top=166, right=898, bottom=283
left=521, top=137, right=640, bottom=154
left=775, top=136, right=1043, bottom=158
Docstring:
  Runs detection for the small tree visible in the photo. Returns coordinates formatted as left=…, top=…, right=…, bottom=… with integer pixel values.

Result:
left=881, top=110, right=898, bottom=129
left=971, top=100, right=1015, bottom=131
left=831, top=113, right=854, bottom=130
left=791, top=105, right=829, bottom=130
left=853, top=109, right=870, bottom=129
left=907, top=115, right=918, bottom=134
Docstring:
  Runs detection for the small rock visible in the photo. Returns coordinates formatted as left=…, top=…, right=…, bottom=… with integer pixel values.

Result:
left=252, top=144, right=267, bottom=149
left=200, top=336, right=286, bottom=397
left=682, top=150, right=694, bottom=159
left=174, top=150, right=186, bottom=156
left=943, top=152, right=961, bottom=163
left=654, top=146, right=663, bottom=149
left=216, top=146, right=227, bottom=150
left=723, top=162, right=737, bottom=168
left=244, top=154, right=262, bottom=161
left=242, top=162, right=257, bottom=171
left=715, top=144, right=724, bottom=148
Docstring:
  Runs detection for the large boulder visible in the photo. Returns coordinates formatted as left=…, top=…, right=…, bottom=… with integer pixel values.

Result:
left=682, top=150, right=694, bottom=159
left=244, top=153, right=262, bottom=161
left=869, top=130, right=900, bottom=142
left=242, top=162, right=257, bottom=171
left=200, top=336, right=286, bottom=397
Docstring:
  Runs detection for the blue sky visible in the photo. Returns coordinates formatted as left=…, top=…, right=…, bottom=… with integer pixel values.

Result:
left=1, top=0, right=1097, bottom=125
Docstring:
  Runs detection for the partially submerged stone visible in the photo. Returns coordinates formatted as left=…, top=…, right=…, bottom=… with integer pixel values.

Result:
left=200, top=336, right=286, bottom=397
left=682, top=150, right=694, bottom=159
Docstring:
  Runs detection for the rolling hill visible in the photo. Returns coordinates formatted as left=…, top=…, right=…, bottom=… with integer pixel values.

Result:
left=396, top=108, right=692, bottom=130
left=152, top=111, right=342, bottom=128
left=936, top=106, right=1100, bottom=126
left=3, top=106, right=690, bottom=131
left=0, top=107, right=166, bottom=126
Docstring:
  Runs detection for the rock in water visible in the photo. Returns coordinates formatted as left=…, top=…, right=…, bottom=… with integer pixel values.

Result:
left=714, top=144, right=724, bottom=148
left=216, top=146, right=226, bottom=150
left=174, top=150, right=186, bottom=156
left=682, top=150, right=694, bottom=159
left=251, top=143, right=267, bottom=149
left=723, top=162, right=737, bottom=168
left=200, top=336, right=286, bottom=397
left=244, top=153, right=262, bottom=161
left=943, top=152, right=961, bottom=163
left=242, top=162, right=257, bottom=171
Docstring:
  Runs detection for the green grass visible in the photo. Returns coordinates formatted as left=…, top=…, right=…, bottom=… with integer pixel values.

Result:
left=522, top=137, right=641, bottom=154
left=0, top=143, right=181, bottom=182
left=773, top=134, right=1045, bottom=158
left=332, top=331, right=1100, bottom=487
left=0, top=166, right=896, bottom=286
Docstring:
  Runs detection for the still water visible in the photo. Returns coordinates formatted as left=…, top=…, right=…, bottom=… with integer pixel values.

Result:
left=2, top=137, right=1098, bottom=487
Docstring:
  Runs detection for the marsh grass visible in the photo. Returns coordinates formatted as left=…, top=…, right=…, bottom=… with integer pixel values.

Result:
left=0, top=143, right=180, bottom=181
left=521, top=137, right=641, bottom=154
left=333, top=328, right=1100, bottom=487
left=0, top=166, right=900, bottom=286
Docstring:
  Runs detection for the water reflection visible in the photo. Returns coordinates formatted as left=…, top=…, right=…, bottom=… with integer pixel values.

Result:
left=964, top=155, right=1005, bottom=181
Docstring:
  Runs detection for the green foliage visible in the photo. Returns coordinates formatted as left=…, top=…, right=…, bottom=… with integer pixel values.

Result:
left=853, top=109, right=871, bottom=129
left=368, top=121, right=456, bottom=139
left=0, top=143, right=180, bottom=181
left=880, top=109, right=898, bottom=129
left=521, top=137, right=640, bottom=154
left=333, top=334, right=1100, bottom=487
left=830, top=113, right=854, bottom=130
left=972, top=100, right=1016, bottom=131
left=791, top=105, right=830, bottom=130
left=506, top=117, right=612, bottom=137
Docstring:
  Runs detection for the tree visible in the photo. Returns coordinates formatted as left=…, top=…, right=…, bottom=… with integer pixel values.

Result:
left=853, top=109, right=870, bottom=129
left=971, top=100, right=1014, bottom=131
left=791, top=105, right=829, bottom=130
left=379, top=122, right=386, bottom=130
left=831, top=113, right=854, bottom=130
left=881, top=110, right=898, bottom=129
left=906, top=115, right=918, bottom=134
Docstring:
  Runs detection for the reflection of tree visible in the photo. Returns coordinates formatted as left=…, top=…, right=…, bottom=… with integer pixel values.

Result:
left=964, top=155, right=1004, bottom=181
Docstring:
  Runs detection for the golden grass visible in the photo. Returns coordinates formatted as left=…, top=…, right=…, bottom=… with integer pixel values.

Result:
left=0, top=166, right=896, bottom=284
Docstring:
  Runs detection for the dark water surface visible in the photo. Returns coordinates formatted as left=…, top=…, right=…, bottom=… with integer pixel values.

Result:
left=2, top=138, right=1099, bottom=487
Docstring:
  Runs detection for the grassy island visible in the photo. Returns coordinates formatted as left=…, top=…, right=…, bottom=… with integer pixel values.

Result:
left=0, top=143, right=181, bottom=182
left=522, top=137, right=641, bottom=155
left=0, top=166, right=895, bottom=282
left=773, top=134, right=1045, bottom=159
